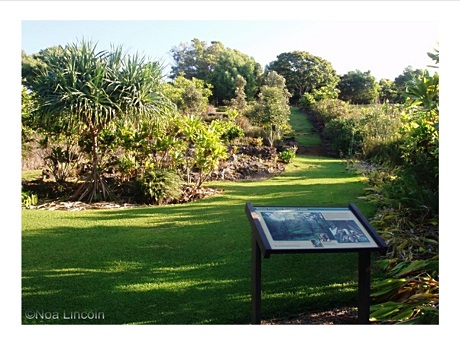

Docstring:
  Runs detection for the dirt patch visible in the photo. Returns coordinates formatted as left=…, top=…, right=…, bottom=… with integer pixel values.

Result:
left=261, top=307, right=390, bottom=325
left=261, top=307, right=360, bottom=325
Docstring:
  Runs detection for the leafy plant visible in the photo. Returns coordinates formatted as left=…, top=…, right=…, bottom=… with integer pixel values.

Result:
left=44, top=146, right=81, bottom=183
left=249, top=85, right=292, bottom=147
left=117, top=153, right=138, bottom=182
left=22, top=190, right=38, bottom=209
left=176, top=116, right=228, bottom=188
left=221, top=124, right=244, bottom=143
left=134, top=164, right=184, bottom=205
left=278, top=146, right=297, bottom=163
left=323, top=117, right=363, bottom=157
left=370, top=260, right=438, bottom=324
left=365, top=50, right=439, bottom=325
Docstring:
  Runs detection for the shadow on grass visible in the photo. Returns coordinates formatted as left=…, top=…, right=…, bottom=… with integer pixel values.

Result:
left=22, top=155, right=378, bottom=324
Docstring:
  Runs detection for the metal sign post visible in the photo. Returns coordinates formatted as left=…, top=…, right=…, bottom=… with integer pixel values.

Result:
left=246, top=202, right=387, bottom=325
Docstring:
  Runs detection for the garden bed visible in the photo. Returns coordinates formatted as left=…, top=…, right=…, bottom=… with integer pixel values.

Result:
left=22, top=144, right=289, bottom=209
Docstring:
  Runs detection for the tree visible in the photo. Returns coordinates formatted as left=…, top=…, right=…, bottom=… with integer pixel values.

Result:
left=378, top=78, right=398, bottom=104
left=267, top=51, right=339, bottom=104
left=263, top=71, right=291, bottom=98
left=337, top=70, right=379, bottom=104
left=209, top=47, right=262, bottom=104
left=21, top=83, right=36, bottom=150
left=393, top=66, right=424, bottom=103
left=249, top=72, right=292, bottom=146
left=22, top=47, right=66, bottom=90
left=32, top=40, right=173, bottom=202
left=228, top=74, right=248, bottom=113
left=170, top=39, right=262, bottom=104
left=170, top=38, right=224, bottom=81
left=175, top=115, right=228, bottom=188
left=161, top=75, right=212, bottom=116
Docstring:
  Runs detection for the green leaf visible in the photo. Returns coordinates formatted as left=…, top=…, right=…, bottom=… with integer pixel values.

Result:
left=370, top=302, right=403, bottom=320
left=391, top=306, right=416, bottom=321
left=371, top=278, right=406, bottom=299
left=394, top=260, right=430, bottom=278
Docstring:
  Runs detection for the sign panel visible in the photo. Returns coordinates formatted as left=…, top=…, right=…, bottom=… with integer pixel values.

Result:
left=252, top=206, right=380, bottom=251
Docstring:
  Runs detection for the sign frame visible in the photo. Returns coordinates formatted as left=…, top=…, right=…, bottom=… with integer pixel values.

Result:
left=246, top=202, right=388, bottom=324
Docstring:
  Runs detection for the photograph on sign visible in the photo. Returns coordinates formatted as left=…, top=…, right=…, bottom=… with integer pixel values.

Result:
left=253, top=207, right=379, bottom=250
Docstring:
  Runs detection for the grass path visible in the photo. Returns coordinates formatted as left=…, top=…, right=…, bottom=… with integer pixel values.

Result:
left=22, top=108, right=378, bottom=324
left=289, top=106, right=321, bottom=147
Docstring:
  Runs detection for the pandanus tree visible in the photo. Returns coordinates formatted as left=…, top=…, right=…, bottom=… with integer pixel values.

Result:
left=32, top=40, right=173, bottom=202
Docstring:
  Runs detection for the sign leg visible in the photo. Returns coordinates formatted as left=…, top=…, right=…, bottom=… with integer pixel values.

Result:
left=358, top=251, right=371, bottom=324
left=251, top=232, right=262, bottom=324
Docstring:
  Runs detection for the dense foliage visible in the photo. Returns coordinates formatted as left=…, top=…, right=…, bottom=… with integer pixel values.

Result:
left=337, top=70, right=379, bottom=104
left=170, top=38, right=262, bottom=104
left=305, top=49, right=439, bottom=324
left=29, top=40, right=174, bottom=202
left=247, top=71, right=292, bottom=147
left=160, top=75, right=212, bottom=116
left=267, top=51, right=339, bottom=104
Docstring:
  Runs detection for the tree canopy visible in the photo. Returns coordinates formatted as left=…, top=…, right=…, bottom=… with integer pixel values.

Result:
left=266, top=51, right=339, bottom=104
left=160, top=75, right=212, bottom=116
left=393, top=66, right=424, bottom=103
left=170, top=38, right=262, bottom=104
left=337, top=70, right=379, bottom=104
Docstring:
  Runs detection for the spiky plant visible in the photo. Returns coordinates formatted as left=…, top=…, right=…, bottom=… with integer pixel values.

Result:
left=32, top=40, right=174, bottom=202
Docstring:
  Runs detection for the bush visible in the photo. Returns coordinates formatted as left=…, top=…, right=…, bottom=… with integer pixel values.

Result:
left=323, top=117, right=363, bottom=157
left=359, top=104, right=403, bottom=165
left=312, top=99, right=353, bottom=126
left=234, top=115, right=251, bottom=133
left=134, top=166, right=184, bottom=205
left=22, top=190, right=38, bottom=209
left=222, top=124, right=244, bottom=143
left=43, top=144, right=81, bottom=183
left=278, top=146, right=297, bottom=163
left=117, top=154, right=138, bottom=182
left=299, top=92, right=316, bottom=110
left=311, top=100, right=404, bottom=162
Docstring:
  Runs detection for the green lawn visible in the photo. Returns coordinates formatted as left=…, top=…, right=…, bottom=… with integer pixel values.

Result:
left=289, top=107, right=321, bottom=147
left=22, top=155, right=380, bottom=324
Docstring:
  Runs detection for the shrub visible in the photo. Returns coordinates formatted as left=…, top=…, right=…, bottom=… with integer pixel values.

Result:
left=299, top=92, right=316, bottom=110
left=278, top=146, right=297, bottom=163
left=22, top=190, right=38, bottom=209
left=323, top=117, right=363, bottom=157
left=359, top=104, right=403, bottom=165
left=134, top=165, right=184, bottom=205
left=312, top=99, right=353, bottom=126
left=248, top=137, right=264, bottom=147
left=42, top=141, right=82, bottom=183
left=311, top=100, right=404, bottom=162
left=117, top=154, right=138, bottom=182
left=234, top=115, right=251, bottom=133
left=222, top=124, right=244, bottom=143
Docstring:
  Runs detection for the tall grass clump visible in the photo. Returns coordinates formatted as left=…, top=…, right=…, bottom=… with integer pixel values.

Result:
left=310, top=99, right=403, bottom=163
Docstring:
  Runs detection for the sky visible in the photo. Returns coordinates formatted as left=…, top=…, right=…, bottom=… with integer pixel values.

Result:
left=21, top=19, right=438, bottom=81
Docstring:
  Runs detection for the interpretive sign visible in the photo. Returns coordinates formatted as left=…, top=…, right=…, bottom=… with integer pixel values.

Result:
left=252, top=206, right=382, bottom=251
left=246, top=202, right=387, bottom=324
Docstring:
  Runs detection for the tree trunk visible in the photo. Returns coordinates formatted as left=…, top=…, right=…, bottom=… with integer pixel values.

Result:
left=73, top=128, right=111, bottom=203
